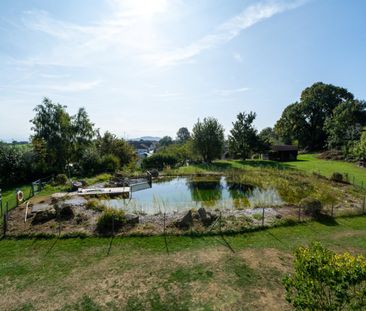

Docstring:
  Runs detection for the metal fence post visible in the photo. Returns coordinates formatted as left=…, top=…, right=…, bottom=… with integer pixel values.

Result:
left=262, top=207, right=265, bottom=227
left=331, top=203, right=334, bottom=217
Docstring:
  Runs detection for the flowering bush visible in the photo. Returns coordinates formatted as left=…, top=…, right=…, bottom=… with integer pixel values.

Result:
left=283, top=242, right=366, bottom=310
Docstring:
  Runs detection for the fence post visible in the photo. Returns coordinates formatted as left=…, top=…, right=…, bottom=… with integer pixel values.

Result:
left=0, top=188, right=2, bottom=217
left=262, top=207, right=265, bottom=227
left=3, top=202, right=8, bottom=237
left=298, top=205, right=301, bottom=222
left=363, top=196, right=365, bottom=215
left=331, top=203, right=334, bottom=217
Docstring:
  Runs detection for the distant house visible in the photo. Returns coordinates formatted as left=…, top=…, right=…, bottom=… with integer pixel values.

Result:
left=268, top=145, right=298, bottom=162
left=129, top=140, right=157, bottom=159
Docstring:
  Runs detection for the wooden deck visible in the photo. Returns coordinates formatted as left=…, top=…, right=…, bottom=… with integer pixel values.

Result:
left=77, top=187, right=130, bottom=196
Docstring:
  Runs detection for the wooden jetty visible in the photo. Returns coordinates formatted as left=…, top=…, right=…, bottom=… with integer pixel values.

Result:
left=76, top=181, right=152, bottom=197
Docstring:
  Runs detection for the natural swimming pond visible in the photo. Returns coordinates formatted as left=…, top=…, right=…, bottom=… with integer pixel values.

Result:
left=104, top=176, right=283, bottom=215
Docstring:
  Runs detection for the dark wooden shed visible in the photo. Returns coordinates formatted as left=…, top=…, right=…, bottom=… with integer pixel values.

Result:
left=268, top=145, right=298, bottom=162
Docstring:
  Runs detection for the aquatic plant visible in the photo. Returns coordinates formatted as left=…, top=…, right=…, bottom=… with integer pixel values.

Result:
left=247, top=187, right=283, bottom=208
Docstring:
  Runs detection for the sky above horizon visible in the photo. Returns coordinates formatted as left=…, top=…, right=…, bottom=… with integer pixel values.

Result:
left=1, top=0, right=366, bottom=142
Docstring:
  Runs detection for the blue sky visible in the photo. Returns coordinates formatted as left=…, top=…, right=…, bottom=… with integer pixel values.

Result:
left=1, top=0, right=366, bottom=141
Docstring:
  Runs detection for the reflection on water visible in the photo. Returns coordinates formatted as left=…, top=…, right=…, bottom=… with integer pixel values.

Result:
left=103, top=176, right=268, bottom=215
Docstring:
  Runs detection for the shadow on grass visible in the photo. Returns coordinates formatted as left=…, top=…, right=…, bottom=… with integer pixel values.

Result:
left=45, top=237, right=59, bottom=256
left=315, top=214, right=339, bottom=226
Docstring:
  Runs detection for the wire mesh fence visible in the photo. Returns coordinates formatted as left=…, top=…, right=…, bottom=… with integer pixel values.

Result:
left=0, top=176, right=54, bottom=238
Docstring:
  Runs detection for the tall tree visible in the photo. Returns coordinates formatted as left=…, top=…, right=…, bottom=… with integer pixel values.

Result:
left=159, top=136, right=174, bottom=147
left=96, top=131, right=136, bottom=166
left=228, top=112, right=259, bottom=160
left=30, top=98, right=73, bottom=171
left=30, top=98, right=96, bottom=172
left=192, top=117, right=224, bottom=163
left=258, top=127, right=278, bottom=150
left=324, top=100, right=366, bottom=150
left=176, top=127, right=191, bottom=143
left=275, top=82, right=354, bottom=150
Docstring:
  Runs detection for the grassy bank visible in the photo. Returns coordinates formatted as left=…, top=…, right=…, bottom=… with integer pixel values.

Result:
left=1, top=216, right=366, bottom=310
left=284, top=153, right=366, bottom=187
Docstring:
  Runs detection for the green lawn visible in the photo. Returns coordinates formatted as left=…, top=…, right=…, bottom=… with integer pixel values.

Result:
left=1, top=216, right=366, bottom=310
left=284, top=154, right=366, bottom=187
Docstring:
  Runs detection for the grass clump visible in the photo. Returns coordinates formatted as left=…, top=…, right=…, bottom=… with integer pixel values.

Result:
left=300, top=197, right=322, bottom=217
left=86, top=199, right=108, bottom=212
left=96, top=208, right=126, bottom=234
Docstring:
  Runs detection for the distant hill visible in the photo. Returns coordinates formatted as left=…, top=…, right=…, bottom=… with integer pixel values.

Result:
left=130, top=136, right=160, bottom=142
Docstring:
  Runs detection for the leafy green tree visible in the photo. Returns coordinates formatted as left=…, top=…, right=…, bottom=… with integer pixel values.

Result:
left=258, top=127, right=278, bottom=150
left=30, top=98, right=96, bottom=172
left=192, top=117, right=224, bottom=163
left=96, top=131, right=136, bottom=167
left=176, top=127, right=191, bottom=143
left=275, top=82, right=354, bottom=150
left=274, top=102, right=308, bottom=146
left=71, top=107, right=95, bottom=158
left=158, top=136, right=174, bottom=147
left=352, top=127, right=366, bottom=160
left=30, top=98, right=73, bottom=171
left=324, top=100, right=366, bottom=150
left=228, top=112, right=259, bottom=160
left=283, top=242, right=366, bottom=310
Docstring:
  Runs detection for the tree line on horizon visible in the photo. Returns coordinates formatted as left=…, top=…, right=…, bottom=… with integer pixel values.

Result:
left=1, top=81, right=366, bottom=187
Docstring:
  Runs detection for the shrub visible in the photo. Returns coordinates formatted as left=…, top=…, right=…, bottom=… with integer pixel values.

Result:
left=96, top=208, right=126, bottom=234
left=100, top=154, right=120, bottom=172
left=283, top=242, right=366, bottom=310
left=330, top=172, right=344, bottom=183
left=142, top=154, right=178, bottom=170
left=54, top=173, right=68, bottom=185
left=299, top=197, right=322, bottom=217
left=86, top=199, right=107, bottom=212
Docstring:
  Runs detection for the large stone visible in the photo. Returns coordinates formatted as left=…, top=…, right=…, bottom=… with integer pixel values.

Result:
left=58, top=204, right=75, bottom=220
left=125, top=214, right=139, bottom=225
left=71, top=181, right=83, bottom=192
left=175, top=210, right=193, bottom=229
left=32, top=208, right=56, bottom=224
left=197, top=207, right=217, bottom=226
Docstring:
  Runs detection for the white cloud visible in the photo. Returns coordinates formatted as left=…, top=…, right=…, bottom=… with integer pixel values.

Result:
left=214, top=87, right=250, bottom=96
left=0, top=80, right=101, bottom=93
left=18, top=0, right=305, bottom=68
left=150, top=0, right=306, bottom=66
left=233, top=52, right=243, bottom=63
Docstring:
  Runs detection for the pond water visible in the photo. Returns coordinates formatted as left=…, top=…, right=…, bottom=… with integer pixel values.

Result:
left=104, top=176, right=258, bottom=215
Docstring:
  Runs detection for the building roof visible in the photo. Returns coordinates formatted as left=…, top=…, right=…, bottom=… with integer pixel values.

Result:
left=271, top=145, right=298, bottom=152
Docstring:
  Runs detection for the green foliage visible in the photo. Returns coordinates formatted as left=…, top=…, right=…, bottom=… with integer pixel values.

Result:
left=352, top=127, right=366, bottom=160
left=96, top=208, right=126, bottom=234
left=31, top=98, right=95, bottom=172
left=283, top=242, right=366, bottom=310
left=228, top=111, right=259, bottom=160
left=176, top=127, right=191, bottom=143
left=54, top=174, right=68, bottom=185
left=142, top=153, right=179, bottom=170
left=324, top=100, right=366, bottom=151
left=96, top=131, right=136, bottom=167
left=100, top=154, right=120, bottom=172
left=299, top=197, right=322, bottom=216
left=275, top=82, right=355, bottom=150
left=158, top=135, right=174, bottom=147
left=258, top=127, right=278, bottom=149
left=192, top=117, right=225, bottom=163
left=330, top=172, right=344, bottom=183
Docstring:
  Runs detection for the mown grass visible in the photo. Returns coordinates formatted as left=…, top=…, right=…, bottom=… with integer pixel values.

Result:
left=168, top=154, right=366, bottom=189
left=284, top=153, right=366, bottom=187
left=1, top=216, right=366, bottom=310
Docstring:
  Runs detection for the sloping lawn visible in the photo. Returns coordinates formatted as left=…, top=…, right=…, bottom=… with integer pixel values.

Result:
left=284, top=154, right=366, bottom=187
left=1, top=216, right=366, bottom=310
